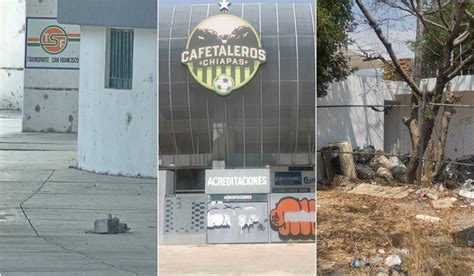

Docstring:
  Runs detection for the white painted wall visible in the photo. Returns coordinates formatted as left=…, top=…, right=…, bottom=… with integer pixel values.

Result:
left=77, top=26, right=157, bottom=177
left=0, top=0, right=25, bottom=110
left=22, top=0, right=79, bottom=132
left=389, top=75, right=474, bottom=162
left=316, top=76, right=409, bottom=179
left=317, top=75, right=474, bottom=180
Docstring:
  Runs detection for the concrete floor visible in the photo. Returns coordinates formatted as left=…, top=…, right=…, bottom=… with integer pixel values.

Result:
left=0, top=110, right=157, bottom=276
left=0, top=110, right=316, bottom=275
left=159, top=244, right=316, bottom=275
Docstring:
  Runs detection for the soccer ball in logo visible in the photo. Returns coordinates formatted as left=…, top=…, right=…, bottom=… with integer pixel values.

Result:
left=213, top=74, right=234, bottom=96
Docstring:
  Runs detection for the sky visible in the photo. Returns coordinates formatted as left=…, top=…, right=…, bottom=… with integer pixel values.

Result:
left=349, top=0, right=416, bottom=59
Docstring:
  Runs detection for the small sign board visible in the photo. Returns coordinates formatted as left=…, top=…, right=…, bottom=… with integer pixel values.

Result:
left=272, top=187, right=312, bottom=193
left=205, top=169, right=270, bottom=194
left=275, top=171, right=302, bottom=185
left=25, top=17, right=80, bottom=70
left=274, top=171, right=315, bottom=186
left=301, top=171, right=316, bottom=185
left=209, top=194, right=267, bottom=202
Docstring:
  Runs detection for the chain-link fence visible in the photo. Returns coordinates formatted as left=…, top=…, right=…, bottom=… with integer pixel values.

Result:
left=317, top=101, right=474, bottom=189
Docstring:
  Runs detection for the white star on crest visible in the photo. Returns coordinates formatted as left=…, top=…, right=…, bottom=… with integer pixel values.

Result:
left=218, top=0, right=231, bottom=12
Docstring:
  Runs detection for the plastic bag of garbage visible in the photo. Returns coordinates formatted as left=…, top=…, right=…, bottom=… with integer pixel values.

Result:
left=376, top=155, right=397, bottom=170
left=384, top=254, right=402, bottom=267
left=353, top=145, right=375, bottom=165
left=356, top=164, right=376, bottom=180
left=442, top=155, right=474, bottom=184
left=392, top=166, right=407, bottom=183
left=376, top=167, right=393, bottom=180
left=390, top=156, right=406, bottom=168
left=459, top=179, right=474, bottom=200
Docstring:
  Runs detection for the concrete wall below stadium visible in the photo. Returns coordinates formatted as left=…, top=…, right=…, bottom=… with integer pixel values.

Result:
left=22, top=0, right=79, bottom=132
left=76, top=26, right=157, bottom=177
left=0, top=0, right=24, bottom=110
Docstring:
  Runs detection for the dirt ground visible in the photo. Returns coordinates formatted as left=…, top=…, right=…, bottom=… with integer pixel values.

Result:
left=317, top=185, right=474, bottom=275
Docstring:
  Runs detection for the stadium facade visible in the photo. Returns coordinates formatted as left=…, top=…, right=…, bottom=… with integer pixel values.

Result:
left=159, top=1, right=315, bottom=244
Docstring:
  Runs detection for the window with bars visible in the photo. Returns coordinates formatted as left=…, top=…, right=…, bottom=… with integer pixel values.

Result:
left=106, top=29, right=134, bottom=90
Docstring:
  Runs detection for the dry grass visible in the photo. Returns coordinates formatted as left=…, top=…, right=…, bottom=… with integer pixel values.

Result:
left=317, top=187, right=474, bottom=275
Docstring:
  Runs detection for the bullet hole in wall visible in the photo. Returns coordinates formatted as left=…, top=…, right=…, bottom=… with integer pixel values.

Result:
left=35, top=105, right=40, bottom=112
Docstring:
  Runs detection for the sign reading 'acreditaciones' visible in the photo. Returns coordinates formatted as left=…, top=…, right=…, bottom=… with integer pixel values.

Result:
left=181, top=14, right=266, bottom=96
left=205, top=169, right=270, bottom=194
left=25, top=17, right=80, bottom=69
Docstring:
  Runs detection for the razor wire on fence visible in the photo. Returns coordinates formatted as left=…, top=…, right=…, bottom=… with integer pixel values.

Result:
left=317, top=103, right=474, bottom=188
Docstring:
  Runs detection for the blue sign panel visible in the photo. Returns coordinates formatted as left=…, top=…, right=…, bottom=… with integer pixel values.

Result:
left=275, top=172, right=302, bottom=186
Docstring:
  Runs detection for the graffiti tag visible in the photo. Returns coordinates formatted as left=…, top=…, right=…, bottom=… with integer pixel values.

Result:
left=269, top=197, right=315, bottom=240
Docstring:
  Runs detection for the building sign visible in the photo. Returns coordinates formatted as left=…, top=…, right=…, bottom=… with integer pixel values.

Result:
left=181, top=14, right=266, bottom=96
left=25, top=17, right=80, bottom=70
left=209, top=194, right=267, bottom=202
left=274, top=171, right=315, bottom=186
left=275, top=172, right=302, bottom=186
left=272, top=187, right=311, bottom=193
left=205, top=169, right=270, bottom=194
left=302, top=171, right=316, bottom=185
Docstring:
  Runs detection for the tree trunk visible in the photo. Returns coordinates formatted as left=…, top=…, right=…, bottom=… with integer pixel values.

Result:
left=433, top=88, right=460, bottom=178
left=404, top=96, right=420, bottom=184
left=422, top=137, right=434, bottom=182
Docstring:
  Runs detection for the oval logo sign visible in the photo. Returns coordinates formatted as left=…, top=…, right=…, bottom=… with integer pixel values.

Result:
left=40, top=25, right=68, bottom=55
left=181, top=14, right=266, bottom=96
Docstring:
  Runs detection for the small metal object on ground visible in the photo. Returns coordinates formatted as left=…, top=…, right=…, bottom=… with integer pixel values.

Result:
left=93, top=214, right=130, bottom=234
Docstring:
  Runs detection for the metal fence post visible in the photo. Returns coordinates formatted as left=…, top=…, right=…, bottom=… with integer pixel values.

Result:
left=417, top=80, right=428, bottom=186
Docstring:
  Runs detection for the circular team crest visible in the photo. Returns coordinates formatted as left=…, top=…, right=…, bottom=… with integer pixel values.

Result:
left=181, top=14, right=266, bottom=96
left=40, top=25, right=68, bottom=55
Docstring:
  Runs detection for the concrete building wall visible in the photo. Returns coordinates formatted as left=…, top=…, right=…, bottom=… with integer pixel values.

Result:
left=316, top=76, right=409, bottom=179
left=22, top=0, right=79, bottom=132
left=390, top=76, right=474, bottom=161
left=0, top=0, right=25, bottom=110
left=76, top=26, right=157, bottom=177
left=58, top=0, right=157, bottom=29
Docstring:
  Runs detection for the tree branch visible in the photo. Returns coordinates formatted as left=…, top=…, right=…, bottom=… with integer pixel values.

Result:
left=355, top=0, right=422, bottom=99
left=447, top=54, right=474, bottom=80
left=436, top=0, right=450, bottom=28
left=453, top=26, right=471, bottom=46
left=446, top=0, right=470, bottom=48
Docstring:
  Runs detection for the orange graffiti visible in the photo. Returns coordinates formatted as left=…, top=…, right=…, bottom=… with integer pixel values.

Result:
left=270, top=197, right=315, bottom=239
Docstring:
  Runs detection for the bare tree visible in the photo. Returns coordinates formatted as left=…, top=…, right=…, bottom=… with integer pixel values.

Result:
left=354, top=0, right=474, bottom=184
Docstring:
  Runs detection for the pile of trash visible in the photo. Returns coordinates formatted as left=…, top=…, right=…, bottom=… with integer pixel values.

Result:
left=438, top=155, right=474, bottom=186
left=353, top=145, right=407, bottom=183
left=459, top=179, right=474, bottom=206
left=350, top=251, right=408, bottom=275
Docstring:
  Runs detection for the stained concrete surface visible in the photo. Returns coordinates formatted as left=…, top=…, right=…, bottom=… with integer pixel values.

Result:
left=158, top=244, right=316, bottom=275
left=0, top=110, right=157, bottom=275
